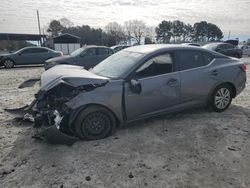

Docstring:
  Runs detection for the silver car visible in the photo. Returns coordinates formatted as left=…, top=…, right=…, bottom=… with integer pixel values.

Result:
left=0, top=47, right=62, bottom=68
left=15, top=44, right=247, bottom=141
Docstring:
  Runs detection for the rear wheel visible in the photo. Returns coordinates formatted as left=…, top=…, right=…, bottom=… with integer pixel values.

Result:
left=3, top=59, right=14, bottom=68
left=236, top=53, right=241, bottom=58
left=74, top=106, right=116, bottom=140
left=210, top=84, right=233, bottom=112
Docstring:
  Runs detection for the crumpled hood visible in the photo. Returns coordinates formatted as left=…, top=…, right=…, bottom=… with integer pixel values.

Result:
left=41, top=64, right=109, bottom=91
left=46, top=55, right=73, bottom=63
left=0, top=53, right=11, bottom=58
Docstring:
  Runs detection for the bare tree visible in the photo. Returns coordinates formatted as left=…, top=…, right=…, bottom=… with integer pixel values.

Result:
left=124, top=20, right=146, bottom=45
left=145, top=26, right=156, bottom=43
left=105, top=22, right=125, bottom=45
left=124, top=21, right=133, bottom=45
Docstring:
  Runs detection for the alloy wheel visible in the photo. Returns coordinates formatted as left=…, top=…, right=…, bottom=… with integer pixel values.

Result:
left=4, top=60, right=14, bottom=68
left=214, top=88, right=231, bottom=109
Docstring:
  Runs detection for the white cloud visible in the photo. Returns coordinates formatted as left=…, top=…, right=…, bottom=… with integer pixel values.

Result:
left=0, top=0, right=249, bottom=39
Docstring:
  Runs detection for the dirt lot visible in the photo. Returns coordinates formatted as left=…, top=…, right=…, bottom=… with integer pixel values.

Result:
left=0, top=58, right=250, bottom=188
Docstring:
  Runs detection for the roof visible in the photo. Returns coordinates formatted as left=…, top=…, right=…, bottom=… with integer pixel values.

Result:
left=124, top=44, right=202, bottom=54
left=19, top=46, right=52, bottom=50
left=52, top=33, right=81, bottom=39
left=52, top=33, right=81, bottom=44
left=111, top=45, right=130, bottom=49
left=82, top=45, right=112, bottom=49
left=0, top=33, right=46, bottom=41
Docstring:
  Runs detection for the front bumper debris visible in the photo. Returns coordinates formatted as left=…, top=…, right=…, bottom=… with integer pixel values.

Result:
left=5, top=104, right=78, bottom=146
left=18, top=77, right=40, bottom=89
left=33, top=126, right=78, bottom=146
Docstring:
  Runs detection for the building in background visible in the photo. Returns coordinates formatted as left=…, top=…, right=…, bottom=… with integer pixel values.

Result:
left=47, top=33, right=81, bottom=55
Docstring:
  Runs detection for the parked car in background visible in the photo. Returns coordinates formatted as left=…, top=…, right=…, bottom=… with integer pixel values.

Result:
left=45, top=46, right=114, bottom=70
left=20, top=44, right=246, bottom=140
left=0, top=47, right=62, bottom=68
left=181, top=43, right=201, bottom=47
left=238, top=45, right=250, bottom=56
left=111, top=45, right=130, bottom=53
left=203, top=42, right=242, bottom=58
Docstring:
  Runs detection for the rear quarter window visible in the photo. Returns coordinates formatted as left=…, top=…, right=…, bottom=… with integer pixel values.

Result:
left=202, top=52, right=215, bottom=65
left=97, top=48, right=109, bottom=55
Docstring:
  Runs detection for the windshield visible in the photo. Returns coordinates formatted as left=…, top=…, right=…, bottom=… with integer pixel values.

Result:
left=91, top=50, right=143, bottom=79
left=70, top=48, right=85, bottom=56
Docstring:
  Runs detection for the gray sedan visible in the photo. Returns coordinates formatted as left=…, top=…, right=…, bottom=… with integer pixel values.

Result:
left=16, top=44, right=247, bottom=141
left=0, top=47, right=62, bottom=68
left=44, top=46, right=114, bottom=70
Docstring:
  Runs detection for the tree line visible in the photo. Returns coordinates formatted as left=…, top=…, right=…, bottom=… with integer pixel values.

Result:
left=46, top=18, right=224, bottom=47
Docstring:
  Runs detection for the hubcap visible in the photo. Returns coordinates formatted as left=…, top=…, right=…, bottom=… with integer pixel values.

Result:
left=83, top=112, right=109, bottom=135
left=4, top=60, right=13, bottom=68
left=215, top=88, right=230, bottom=109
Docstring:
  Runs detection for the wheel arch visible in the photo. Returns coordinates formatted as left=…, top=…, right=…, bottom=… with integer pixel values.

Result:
left=3, top=57, right=15, bottom=64
left=207, top=82, right=237, bottom=104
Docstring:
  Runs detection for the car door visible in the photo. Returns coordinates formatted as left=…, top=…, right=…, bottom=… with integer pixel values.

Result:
left=78, top=48, right=97, bottom=69
left=36, top=48, right=52, bottom=63
left=176, top=50, right=216, bottom=106
left=124, top=52, right=181, bottom=120
left=30, top=48, right=52, bottom=64
left=216, top=44, right=227, bottom=56
left=224, top=43, right=236, bottom=56
left=16, top=48, right=35, bottom=65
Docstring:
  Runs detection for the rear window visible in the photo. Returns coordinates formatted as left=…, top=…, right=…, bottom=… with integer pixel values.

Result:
left=177, top=50, right=204, bottom=71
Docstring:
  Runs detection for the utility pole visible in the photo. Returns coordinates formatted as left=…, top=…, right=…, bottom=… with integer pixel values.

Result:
left=37, top=10, right=42, bottom=46
left=228, top=30, right=231, bottom=40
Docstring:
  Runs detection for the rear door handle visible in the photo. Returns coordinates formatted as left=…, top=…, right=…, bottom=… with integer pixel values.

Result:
left=167, top=79, right=179, bottom=86
left=211, top=70, right=218, bottom=76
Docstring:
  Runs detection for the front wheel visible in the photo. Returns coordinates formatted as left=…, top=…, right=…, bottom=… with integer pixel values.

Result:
left=74, top=106, right=116, bottom=140
left=209, top=84, right=233, bottom=112
left=3, top=59, right=14, bottom=68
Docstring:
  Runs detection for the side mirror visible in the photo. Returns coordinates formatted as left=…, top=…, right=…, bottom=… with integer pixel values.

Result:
left=130, top=79, right=141, bottom=94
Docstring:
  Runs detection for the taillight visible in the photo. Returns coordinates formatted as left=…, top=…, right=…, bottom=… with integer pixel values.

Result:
left=239, top=64, right=247, bottom=72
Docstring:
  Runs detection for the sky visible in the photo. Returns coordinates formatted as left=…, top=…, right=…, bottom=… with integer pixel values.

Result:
left=0, top=0, right=250, bottom=41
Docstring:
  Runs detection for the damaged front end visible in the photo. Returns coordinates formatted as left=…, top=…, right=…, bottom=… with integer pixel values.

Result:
left=6, top=65, right=109, bottom=145
left=33, top=79, right=107, bottom=145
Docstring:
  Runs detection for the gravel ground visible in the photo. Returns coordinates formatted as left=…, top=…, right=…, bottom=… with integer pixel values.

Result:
left=0, top=57, right=249, bottom=188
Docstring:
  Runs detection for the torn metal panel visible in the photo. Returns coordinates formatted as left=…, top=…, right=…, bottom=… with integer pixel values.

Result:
left=40, top=65, right=109, bottom=90
left=18, top=78, right=40, bottom=88
left=33, top=126, right=78, bottom=146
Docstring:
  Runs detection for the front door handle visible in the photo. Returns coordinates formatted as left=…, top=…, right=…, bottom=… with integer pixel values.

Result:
left=167, top=79, right=179, bottom=86
left=211, top=70, right=218, bottom=76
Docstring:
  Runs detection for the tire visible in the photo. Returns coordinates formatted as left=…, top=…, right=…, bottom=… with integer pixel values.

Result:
left=209, top=84, right=233, bottom=112
left=3, top=59, right=14, bottom=69
left=236, top=53, right=241, bottom=58
left=74, top=106, right=116, bottom=140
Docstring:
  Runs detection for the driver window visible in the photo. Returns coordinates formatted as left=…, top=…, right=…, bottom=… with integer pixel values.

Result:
left=135, top=53, right=173, bottom=78
left=82, top=48, right=96, bottom=57
left=21, top=48, right=34, bottom=54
